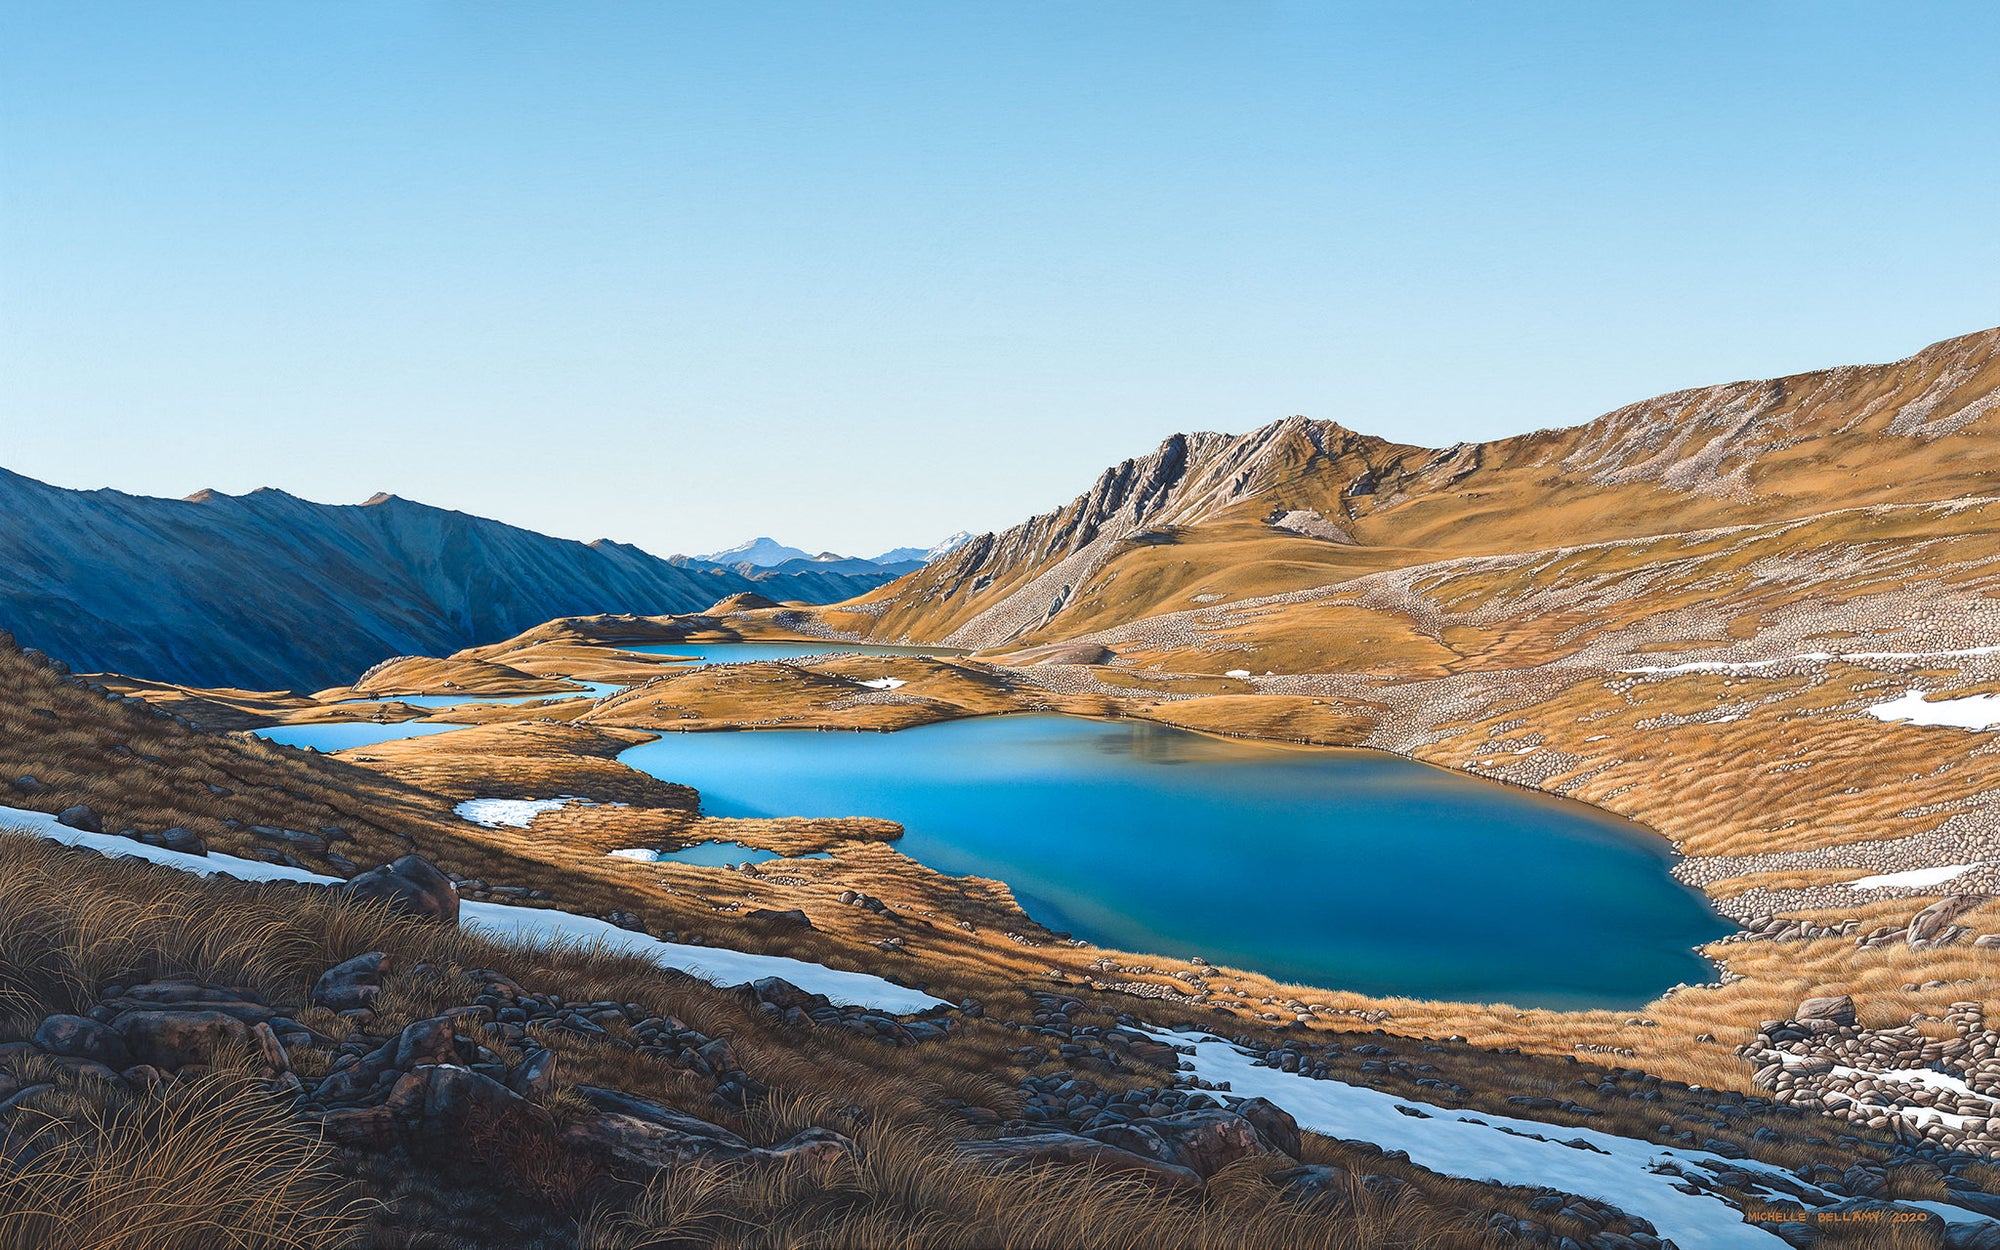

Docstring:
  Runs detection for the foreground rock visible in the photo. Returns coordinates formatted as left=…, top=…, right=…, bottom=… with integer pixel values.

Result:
left=345, top=855, right=459, bottom=923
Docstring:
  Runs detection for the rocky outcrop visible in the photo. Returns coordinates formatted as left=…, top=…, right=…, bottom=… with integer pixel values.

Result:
left=1741, top=995, right=2000, bottom=1155
left=872, top=417, right=1409, bottom=648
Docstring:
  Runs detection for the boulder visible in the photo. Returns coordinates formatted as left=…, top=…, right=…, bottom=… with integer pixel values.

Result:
left=744, top=908, right=814, bottom=931
left=391, top=1016, right=467, bottom=1070
left=1949, top=1219, right=2000, bottom=1250
left=33, top=1014, right=132, bottom=1070
left=1949, top=1220, right=2000, bottom=1250
left=958, top=1131, right=1205, bottom=1193
left=575, top=1085, right=751, bottom=1144
left=10, top=776, right=42, bottom=795
left=346, top=855, right=459, bottom=923
left=112, top=1009, right=250, bottom=1071
left=384, top=1064, right=553, bottom=1143
left=158, top=827, right=207, bottom=855
left=1087, top=1107, right=1287, bottom=1179
left=311, top=952, right=389, bottom=1013
left=506, top=1047, right=558, bottom=1098
left=55, top=805, right=101, bottom=833
left=1232, top=1097, right=1303, bottom=1160
left=1910, top=896, right=1981, bottom=946
left=1267, top=1163, right=1355, bottom=1212
left=1795, top=995, right=1857, bottom=1028
left=751, top=977, right=830, bottom=1013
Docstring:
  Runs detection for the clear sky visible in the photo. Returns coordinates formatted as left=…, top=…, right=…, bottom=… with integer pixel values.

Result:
left=3, top=3, right=1995, bottom=557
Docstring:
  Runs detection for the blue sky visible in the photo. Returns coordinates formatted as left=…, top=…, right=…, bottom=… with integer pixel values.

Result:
left=2, top=3, right=1995, bottom=556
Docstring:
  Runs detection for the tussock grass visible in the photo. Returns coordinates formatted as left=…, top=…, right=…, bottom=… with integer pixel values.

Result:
left=578, top=1121, right=1484, bottom=1250
left=0, top=1065, right=367, bottom=1250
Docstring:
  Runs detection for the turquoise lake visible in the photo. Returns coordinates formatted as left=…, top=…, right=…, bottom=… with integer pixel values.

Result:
left=253, top=721, right=472, bottom=750
left=617, top=715, right=1729, bottom=1008
left=620, top=641, right=965, bottom=665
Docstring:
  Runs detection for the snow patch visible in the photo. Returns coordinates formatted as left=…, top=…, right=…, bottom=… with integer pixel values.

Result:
left=1624, top=644, right=2000, bottom=676
left=456, top=797, right=582, bottom=828
left=1846, top=863, right=1981, bottom=890
left=857, top=677, right=906, bottom=690
left=1153, top=1028, right=1807, bottom=1248
left=0, top=805, right=940, bottom=1013
left=1866, top=689, right=2000, bottom=730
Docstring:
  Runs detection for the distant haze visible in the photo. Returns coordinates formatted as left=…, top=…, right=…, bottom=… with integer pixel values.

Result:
left=2, top=4, right=1995, bottom=556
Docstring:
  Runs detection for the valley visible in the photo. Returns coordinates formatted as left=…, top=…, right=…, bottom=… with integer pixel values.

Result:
left=8, top=328, right=2000, bottom=1246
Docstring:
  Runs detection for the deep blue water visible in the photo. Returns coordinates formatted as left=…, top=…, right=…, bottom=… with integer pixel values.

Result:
left=253, top=721, right=472, bottom=750
left=620, top=641, right=965, bottom=665
left=336, top=681, right=624, bottom=709
left=617, top=715, right=1728, bottom=1008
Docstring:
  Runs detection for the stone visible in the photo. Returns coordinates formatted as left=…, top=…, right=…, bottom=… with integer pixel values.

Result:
left=958, top=1131, right=1205, bottom=1193
left=507, top=1047, right=558, bottom=1098
left=113, top=1009, right=250, bottom=1071
left=1795, top=996, right=1857, bottom=1028
left=1088, top=1107, right=1283, bottom=1178
left=158, top=827, right=207, bottom=855
left=1267, top=1163, right=1354, bottom=1211
left=751, top=976, right=829, bottom=1013
left=311, top=952, right=389, bottom=1013
left=1948, top=1220, right=2000, bottom=1250
left=391, top=1016, right=466, bottom=1070
left=1910, top=896, right=1981, bottom=946
left=1231, top=1097, right=1302, bottom=1160
left=249, top=1021, right=290, bottom=1074
left=345, top=855, right=459, bottom=923
left=33, top=1014, right=132, bottom=1069
left=384, top=1064, right=553, bottom=1143
left=55, top=805, right=101, bottom=833
left=744, top=908, right=814, bottom=931
left=10, top=775, right=42, bottom=794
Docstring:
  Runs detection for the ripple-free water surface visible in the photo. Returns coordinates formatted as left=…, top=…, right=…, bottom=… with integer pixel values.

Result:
left=617, top=715, right=1728, bottom=1008
left=619, top=641, right=964, bottom=665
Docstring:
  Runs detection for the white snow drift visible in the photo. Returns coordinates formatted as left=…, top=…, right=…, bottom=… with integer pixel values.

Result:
left=0, top=805, right=940, bottom=1013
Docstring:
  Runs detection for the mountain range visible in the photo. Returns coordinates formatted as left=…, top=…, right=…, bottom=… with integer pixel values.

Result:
left=690, top=533, right=973, bottom=569
left=0, top=474, right=911, bottom=692
left=846, top=326, right=2000, bottom=649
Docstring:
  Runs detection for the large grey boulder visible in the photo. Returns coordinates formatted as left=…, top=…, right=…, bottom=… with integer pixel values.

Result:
left=346, top=855, right=459, bottom=923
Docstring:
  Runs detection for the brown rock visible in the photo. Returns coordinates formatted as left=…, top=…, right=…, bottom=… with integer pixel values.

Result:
left=113, top=1009, right=250, bottom=1071
left=1796, top=995, right=1857, bottom=1028
left=346, top=855, right=459, bottom=923
left=311, top=952, right=389, bottom=1013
